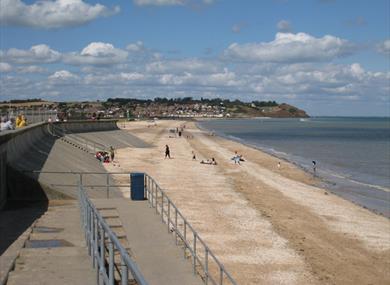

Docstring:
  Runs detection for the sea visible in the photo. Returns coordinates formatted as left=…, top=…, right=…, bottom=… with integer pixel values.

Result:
left=198, top=117, right=390, bottom=218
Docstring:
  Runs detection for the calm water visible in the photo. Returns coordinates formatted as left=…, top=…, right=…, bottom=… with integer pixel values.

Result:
left=199, top=117, right=390, bottom=217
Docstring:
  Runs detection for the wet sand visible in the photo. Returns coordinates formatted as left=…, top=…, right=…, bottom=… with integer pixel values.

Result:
left=104, top=120, right=390, bottom=285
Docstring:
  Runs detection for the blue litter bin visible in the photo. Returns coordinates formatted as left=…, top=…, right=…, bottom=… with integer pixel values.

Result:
left=130, top=173, right=145, bottom=200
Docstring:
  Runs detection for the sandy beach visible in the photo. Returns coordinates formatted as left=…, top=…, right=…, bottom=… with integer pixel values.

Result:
left=104, top=120, right=390, bottom=285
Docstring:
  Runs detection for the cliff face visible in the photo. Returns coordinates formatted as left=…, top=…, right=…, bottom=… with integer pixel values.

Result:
left=269, top=103, right=309, bottom=118
left=228, top=103, right=309, bottom=118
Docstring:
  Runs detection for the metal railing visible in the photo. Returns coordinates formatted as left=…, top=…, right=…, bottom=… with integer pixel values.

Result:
left=78, top=181, right=148, bottom=285
left=0, top=109, right=57, bottom=124
left=24, top=170, right=130, bottom=199
left=21, top=170, right=238, bottom=285
left=144, top=174, right=237, bottom=285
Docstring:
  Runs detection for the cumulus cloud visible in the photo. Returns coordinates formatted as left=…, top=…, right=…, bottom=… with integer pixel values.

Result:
left=64, top=42, right=128, bottom=65
left=224, top=32, right=354, bottom=63
left=146, top=58, right=219, bottom=74
left=0, top=0, right=119, bottom=28
left=0, top=62, right=12, bottom=72
left=84, top=72, right=147, bottom=85
left=1, top=44, right=61, bottom=64
left=48, top=70, right=79, bottom=82
left=1, top=35, right=389, bottom=115
left=277, top=20, right=292, bottom=32
left=377, top=39, right=390, bottom=55
left=126, top=41, right=145, bottom=52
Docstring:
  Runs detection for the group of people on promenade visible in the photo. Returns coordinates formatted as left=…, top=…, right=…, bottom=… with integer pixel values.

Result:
left=0, top=114, right=28, bottom=131
left=95, top=146, right=115, bottom=163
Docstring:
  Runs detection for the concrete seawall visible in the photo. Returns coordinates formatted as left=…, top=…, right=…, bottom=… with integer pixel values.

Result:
left=0, top=120, right=119, bottom=208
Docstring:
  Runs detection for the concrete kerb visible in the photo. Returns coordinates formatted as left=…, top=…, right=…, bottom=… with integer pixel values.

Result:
left=0, top=220, right=37, bottom=285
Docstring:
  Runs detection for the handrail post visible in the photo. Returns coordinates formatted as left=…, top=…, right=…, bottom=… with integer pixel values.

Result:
left=99, top=226, right=105, bottom=280
left=193, top=233, right=197, bottom=274
left=93, top=215, right=98, bottom=268
left=161, top=192, right=164, bottom=223
left=121, top=257, right=128, bottom=285
left=167, top=201, right=171, bottom=233
left=219, top=267, right=223, bottom=285
left=175, top=210, right=178, bottom=245
left=90, top=208, right=94, bottom=257
left=155, top=183, right=158, bottom=214
left=108, top=240, right=114, bottom=285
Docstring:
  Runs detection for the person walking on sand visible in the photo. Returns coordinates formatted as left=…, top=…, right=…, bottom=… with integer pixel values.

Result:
left=192, top=151, right=196, bottom=160
left=165, top=145, right=171, bottom=159
left=277, top=161, right=281, bottom=170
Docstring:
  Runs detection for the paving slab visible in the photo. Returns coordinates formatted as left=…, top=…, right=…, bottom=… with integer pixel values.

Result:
left=5, top=201, right=97, bottom=285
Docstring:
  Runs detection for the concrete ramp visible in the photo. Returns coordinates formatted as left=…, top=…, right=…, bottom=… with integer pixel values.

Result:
left=2, top=121, right=150, bottom=202
left=93, top=198, right=203, bottom=285
left=76, top=129, right=151, bottom=149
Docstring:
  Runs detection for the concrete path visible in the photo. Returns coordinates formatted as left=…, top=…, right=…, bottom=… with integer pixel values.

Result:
left=5, top=201, right=96, bottom=285
left=93, top=198, right=203, bottom=285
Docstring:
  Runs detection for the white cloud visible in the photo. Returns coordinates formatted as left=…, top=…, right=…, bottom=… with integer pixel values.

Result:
left=1, top=44, right=61, bottom=64
left=48, top=70, right=79, bottom=83
left=225, top=32, right=354, bottom=63
left=277, top=20, right=292, bottom=32
left=134, top=0, right=184, bottom=6
left=0, top=62, right=12, bottom=72
left=17, top=65, right=46, bottom=73
left=84, top=72, right=147, bottom=85
left=64, top=42, right=128, bottom=65
left=0, top=0, right=119, bottom=28
left=120, top=72, right=145, bottom=81
left=126, top=41, right=145, bottom=52
left=377, top=39, right=390, bottom=55
left=146, top=58, right=219, bottom=74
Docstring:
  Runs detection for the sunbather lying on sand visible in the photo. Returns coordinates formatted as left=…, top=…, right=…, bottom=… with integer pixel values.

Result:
left=200, top=157, right=217, bottom=165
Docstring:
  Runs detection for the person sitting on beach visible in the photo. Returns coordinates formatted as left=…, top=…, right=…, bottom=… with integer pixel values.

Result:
left=200, top=157, right=217, bottom=165
left=103, top=152, right=110, bottom=163
left=95, top=151, right=103, bottom=162
left=232, top=151, right=244, bottom=165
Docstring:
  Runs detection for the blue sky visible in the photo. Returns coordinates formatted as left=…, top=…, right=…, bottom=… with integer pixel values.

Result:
left=0, top=0, right=389, bottom=116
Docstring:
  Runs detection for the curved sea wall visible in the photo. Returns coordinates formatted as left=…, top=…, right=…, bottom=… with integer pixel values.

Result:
left=0, top=120, right=119, bottom=208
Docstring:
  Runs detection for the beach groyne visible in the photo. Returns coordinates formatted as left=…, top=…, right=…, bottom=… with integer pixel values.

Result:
left=0, top=120, right=119, bottom=208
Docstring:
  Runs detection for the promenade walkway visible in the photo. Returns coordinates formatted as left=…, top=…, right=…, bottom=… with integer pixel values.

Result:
left=92, top=198, right=203, bottom=285
left=4, top=201, right=96, bottom=285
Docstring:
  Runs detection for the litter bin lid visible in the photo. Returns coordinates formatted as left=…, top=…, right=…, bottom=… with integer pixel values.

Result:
left=131, top=172, right=144, bottom=177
